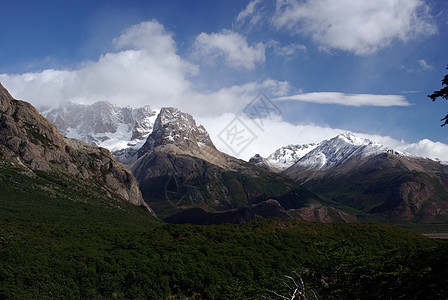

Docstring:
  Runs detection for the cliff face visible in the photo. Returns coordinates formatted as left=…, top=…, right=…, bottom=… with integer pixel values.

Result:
left=127, top=107, right=331, bottom=221
left=0, top=82, right=154, bottom=215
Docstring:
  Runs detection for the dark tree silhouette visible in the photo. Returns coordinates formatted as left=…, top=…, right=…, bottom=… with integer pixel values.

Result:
left=428, top=66, right=448, bottom=126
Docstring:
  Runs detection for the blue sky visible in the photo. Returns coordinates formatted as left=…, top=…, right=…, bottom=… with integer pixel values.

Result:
left=1, top=0, right=448, bottom=160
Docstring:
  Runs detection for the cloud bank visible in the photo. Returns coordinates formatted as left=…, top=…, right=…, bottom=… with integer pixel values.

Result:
left=1, top=21, right=196, bottom=109
left=275, top=92, right=410, bottom=107
left=198, top=114, right=448, bottom=162
left=0, top=21, right=277, bottom=116
left=191, top=30, right=265, bottom=70
left=272, top=0, right=437, bottom=55
left=1, top=18, right=446, bottom=164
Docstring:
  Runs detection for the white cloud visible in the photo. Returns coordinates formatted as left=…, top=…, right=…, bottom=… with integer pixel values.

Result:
left=275, top=92, right=411, bottom=107
left=198, top=113, right=345, bottom=160
left=0, top=21, right=287, bottom=118
left=191, top=30, right=265, bottom=70
left=397, top=139, right=448, bottom=161
left=199, top=114, right=448, bottom=162
left=267, top=40, right=307, bottom=57
left=401, top=90, right=421, bottom=94
left=183, top=78, right=291, bottom=117
left=234, top=0, right=264, bottom=30
left=418, top=59, right=433, bottom=70
left=400, top=58, right=434, bottom=73
left=1, top=21, right=197, bottom=109
left=272, top=0, right=437, bottom=55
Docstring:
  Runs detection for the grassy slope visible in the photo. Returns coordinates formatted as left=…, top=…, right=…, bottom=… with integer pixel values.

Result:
left=1, top=164, right=447, bottom=299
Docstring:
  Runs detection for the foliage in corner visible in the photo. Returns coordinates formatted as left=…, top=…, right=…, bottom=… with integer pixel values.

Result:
left=428, top=65, right=448, bottom=126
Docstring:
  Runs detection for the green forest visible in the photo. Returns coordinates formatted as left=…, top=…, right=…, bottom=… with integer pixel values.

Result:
left=1, top=164, right=447, bottom=299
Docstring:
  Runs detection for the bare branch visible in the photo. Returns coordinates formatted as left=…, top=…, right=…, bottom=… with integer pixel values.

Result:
left=267, top=271, right=318, bottom=300
left=266, top=289, right=290, bottom=300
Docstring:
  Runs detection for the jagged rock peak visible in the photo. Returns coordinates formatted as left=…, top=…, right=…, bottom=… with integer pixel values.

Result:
left=138, top=107, right=215, bottom=156
left=248, top=154, right=279, bottom=172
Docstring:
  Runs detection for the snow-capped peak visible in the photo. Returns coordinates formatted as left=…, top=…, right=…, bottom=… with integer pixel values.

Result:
left=137, top=107, right=216, bottom=156
left=42, top=101, right=158, bottom=152
left=293, top=133, right=410, bottom=170
left=265, top=143, right=318, bottom=170
left=252, top=132, right=414, bottom=172
left=336, top=132, right=375, bottom=146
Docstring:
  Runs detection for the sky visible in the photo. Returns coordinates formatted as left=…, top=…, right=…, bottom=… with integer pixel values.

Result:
left=1, top=0, right=448, bottom=160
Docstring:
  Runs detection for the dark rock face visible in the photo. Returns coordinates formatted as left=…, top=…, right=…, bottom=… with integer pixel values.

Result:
left=130, top=107, right=340, bottom=222
left=284, top=151, right=448, bottom=223
left=248, top=154, right=279, bottom=172
left=0, top=82, right=154, bottom=216
left=137, top=107, right=215, bottom=156
left=0, top=82, right=12, bottom=112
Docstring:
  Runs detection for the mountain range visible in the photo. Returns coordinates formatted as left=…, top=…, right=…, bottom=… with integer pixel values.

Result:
left=128, top=106, right=336, bottom=222
left=37, top=101, right=350, bottom=223
left=2, top=82, right=447, bottom=299
left=8, top=94, right=448, bottom=224
left=252, top=132, right=448, bottom=223
left=43, top=101, right=158, bottom=158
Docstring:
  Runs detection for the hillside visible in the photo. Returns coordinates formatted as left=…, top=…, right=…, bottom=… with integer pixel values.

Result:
left=1, top=83, right=448, bottom=299
left=283, top=133, right=448, bottom=223
left=0, top=82, right=154, bottom=215
left=1, top=172, right=447, bottom=299
left=128, top=107, right=347, bottom=222
left=252, top=132, right=448, bottom=224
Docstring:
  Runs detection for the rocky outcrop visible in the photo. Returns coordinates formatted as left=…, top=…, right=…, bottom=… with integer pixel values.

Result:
left=137, top=107, right=215, bottom=154
left=130, top=107, right=324, bottom=220
left=248, top=154, right=279, bottom=172
left=0, top=82, right=13, bottom=112
left=0, top=82, right=154, bottom=216
left=285, top=147, right=448, bottom=223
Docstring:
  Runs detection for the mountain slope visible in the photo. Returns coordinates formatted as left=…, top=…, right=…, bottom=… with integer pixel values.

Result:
left=128, top=107, right=336, bottom=221
left=283, top=133, right=448, bottom=223
left=0, top=82, right=154, bottom=215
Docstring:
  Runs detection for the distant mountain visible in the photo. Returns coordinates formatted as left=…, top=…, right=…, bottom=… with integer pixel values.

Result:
left=248, top=154, right=279, bottom=172
left=250, top=143, right=318, bottom=172
left=289, top=132, right=410, bottom=171
left=280, top=133, right=448, bottom=223
left=0, top=82, right=154, bottom=216
left=41, top=102, right=343, bottom=223
left=43, top=101, right=158, bottom=155
left=127, top=107, right=345, bottom=222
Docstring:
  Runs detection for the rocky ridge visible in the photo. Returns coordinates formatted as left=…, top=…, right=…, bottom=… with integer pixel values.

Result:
left=0, top=82, right=154, bottom=216
left=127, top=106, right=347, bottom=222
left=282, top=133, right=448, bottom=222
